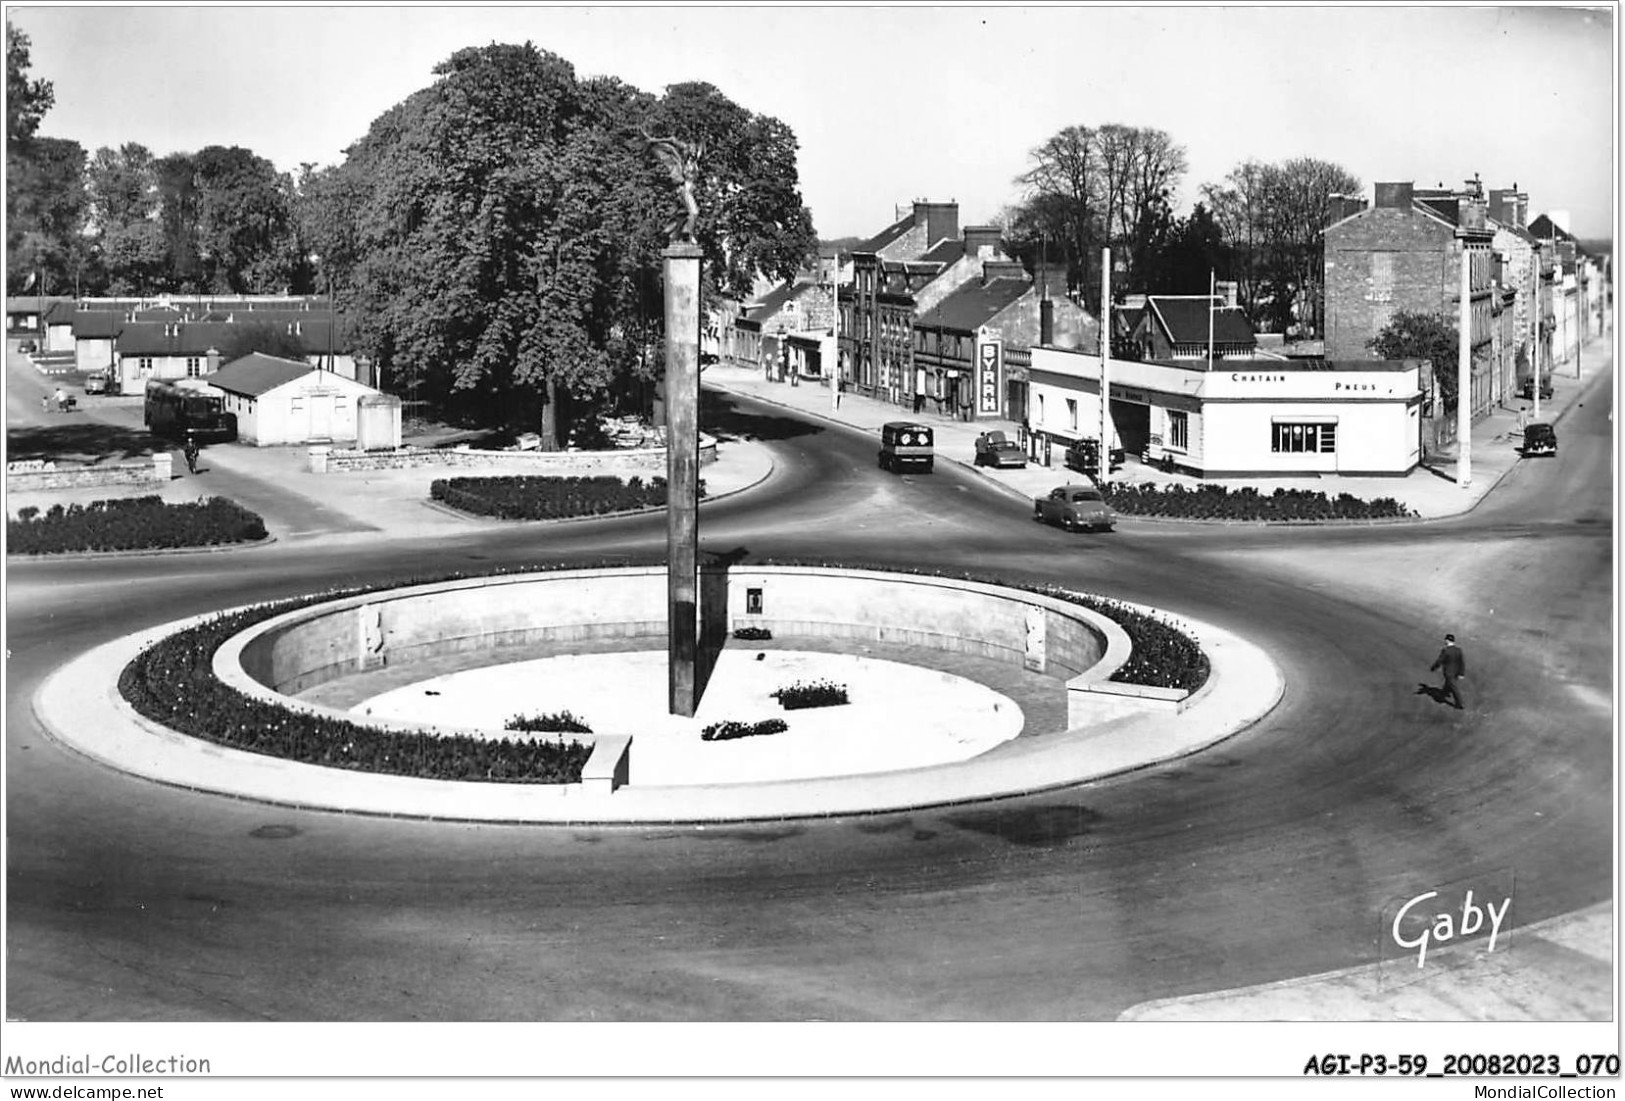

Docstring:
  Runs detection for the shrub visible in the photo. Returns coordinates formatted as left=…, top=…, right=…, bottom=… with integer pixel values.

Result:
left=1099, top=482, right=1414, bottom=522
left=701, top=718, right=789, bottom=742
left=430, top=474, right=708, bottom=521
left=771, top=680, right=849, bottom=710
left=119, top=602, right=592, bottom=784
left=732, top=626, right=773, bottom=640
left=8, top=495, right=267, bottom=554
left=505, top=710, right=593, bottom=734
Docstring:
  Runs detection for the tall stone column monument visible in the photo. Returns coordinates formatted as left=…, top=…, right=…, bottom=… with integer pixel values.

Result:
left=651, top=136, right=706, bottom=717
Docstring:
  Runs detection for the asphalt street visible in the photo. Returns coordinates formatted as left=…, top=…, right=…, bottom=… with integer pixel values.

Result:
left=3, top=347, right=1614, bottom=1033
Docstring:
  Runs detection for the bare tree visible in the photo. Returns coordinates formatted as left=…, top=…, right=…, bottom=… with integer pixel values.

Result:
left=1014, top=125, right=1099, bottom=306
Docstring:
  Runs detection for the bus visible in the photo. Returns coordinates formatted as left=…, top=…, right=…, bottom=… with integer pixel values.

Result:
left=144, top=379, right=238, bottom=443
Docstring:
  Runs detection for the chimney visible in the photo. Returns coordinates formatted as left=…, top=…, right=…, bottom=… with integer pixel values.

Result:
left=206, top=346, right=219, bottom=374
left=913, top=200, right=959, bottom=247
left=962, top=225, right=1003, bottom=257
left=980, top=260, right=1026, bottom=285
left=1375, top=182, right=1415, bottom=209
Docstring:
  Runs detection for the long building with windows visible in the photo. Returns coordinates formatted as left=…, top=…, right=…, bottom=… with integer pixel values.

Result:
left=1027, top=345, right=1424, bottom=477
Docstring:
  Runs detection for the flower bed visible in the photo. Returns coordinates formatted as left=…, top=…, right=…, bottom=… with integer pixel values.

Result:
left=770, top=680, right=850, bottom=710
left=1101, top=482, right=1414, bottom=522
left=8, top=495, right=268, bottom=555
left=505, top=710, right=593, bottom=734
left=429, top=474, right=707, bottom=521
left=119, top=603, right=591, bottom=784
left=701, top=718, right=789, bottom=742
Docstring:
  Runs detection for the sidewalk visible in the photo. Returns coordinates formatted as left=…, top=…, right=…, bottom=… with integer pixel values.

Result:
left=702, top=332, right=1614, bottom=521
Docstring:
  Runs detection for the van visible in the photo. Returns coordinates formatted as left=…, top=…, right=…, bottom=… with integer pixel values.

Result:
left=1522, top=422, right=1557, bottom=457
left=84, top=372, right=109, bottom=395
left=878, top=421, right=934, bottom=473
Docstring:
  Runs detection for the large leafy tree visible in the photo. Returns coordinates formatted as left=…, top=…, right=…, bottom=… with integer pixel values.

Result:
left=8, top=136, right=87, bottom=293
left=6, top=23, right=85, bottom=293
left=6, top=23, right=52, bottom=145
left=192, top=145, right=297, bottom=293
left=84, top=143, right=162, bottom=293
left=643, top=81, right=816, bottom=303
left=325, top=42, right=817, bottom=445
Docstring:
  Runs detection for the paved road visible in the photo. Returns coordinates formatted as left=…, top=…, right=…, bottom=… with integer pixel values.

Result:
left=3, top=358, right=1614, bottom=1038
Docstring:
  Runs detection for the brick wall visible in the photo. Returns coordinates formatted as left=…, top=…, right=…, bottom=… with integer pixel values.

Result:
left=1326, top=208, right=1464, bottom=359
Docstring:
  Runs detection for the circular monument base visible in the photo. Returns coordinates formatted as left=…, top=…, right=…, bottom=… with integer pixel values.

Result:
left=353, top=649, right=1024, bottom=786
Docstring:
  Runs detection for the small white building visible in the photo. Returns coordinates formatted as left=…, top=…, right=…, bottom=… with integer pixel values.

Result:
left=206, top=353, right=380, bottom=447
left=1028, top=346, right=1424, bottom=477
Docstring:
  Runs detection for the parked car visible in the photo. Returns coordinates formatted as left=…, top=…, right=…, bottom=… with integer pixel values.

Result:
left=1520, top=375, right=1554, bottom=401
left=1522, top=422, right=1557, bottom=457
left=1063, top=437, right=1126, bottom=475
left=1033, top=484, right=1116, bottom=532
left=973, top=429, right=1026, bottom=469
left=878, top=421, right=934, bottom=473
left=84, top=371, right=109, bottom=395
left=16, top=339, right=35, bottom=354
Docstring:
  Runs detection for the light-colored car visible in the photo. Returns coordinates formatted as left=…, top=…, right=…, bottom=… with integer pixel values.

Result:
left=974, top=429, right=1027, bottom=469
left=1034, top=484, right=1116, bottom=532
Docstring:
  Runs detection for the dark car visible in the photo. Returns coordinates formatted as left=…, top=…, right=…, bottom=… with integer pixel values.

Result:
left=878, top=421, right=934, bottom=473
left=16, top=339, right=36, bottom=354
left=1033, top=484, right=1116, bottom=532
left=973, top=429, right=1026, bottom=469
left=1063, top=437, right=1126, bottom=475
left=1519, top=375, right=1554, bottom=401
left=1522, top=422, right=1557, bottom=457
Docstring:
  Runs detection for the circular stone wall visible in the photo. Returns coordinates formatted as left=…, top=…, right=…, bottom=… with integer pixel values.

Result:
left=212, top=566, right=1133, bottom=781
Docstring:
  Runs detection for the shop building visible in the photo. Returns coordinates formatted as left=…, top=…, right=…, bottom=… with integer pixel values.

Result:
left=1027, top=345, right=1424, bottom=477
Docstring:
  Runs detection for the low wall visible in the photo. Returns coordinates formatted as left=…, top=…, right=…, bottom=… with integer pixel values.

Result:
left=7, top=453, right=171, bottom=492
left=212, top=566, right=1149, bottom=791
left=310, top=435, right=717, bottom=476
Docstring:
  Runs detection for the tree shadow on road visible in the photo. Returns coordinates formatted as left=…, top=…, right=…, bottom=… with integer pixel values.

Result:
left=7, top=422, right=163, bottom=464
left=700, top=389, right=824, bottom=443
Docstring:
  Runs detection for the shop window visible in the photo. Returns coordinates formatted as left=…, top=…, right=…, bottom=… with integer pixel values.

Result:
left=1271, top=422, right=1337, bottom=454
left=1168, top=410, right=1188, bottom=451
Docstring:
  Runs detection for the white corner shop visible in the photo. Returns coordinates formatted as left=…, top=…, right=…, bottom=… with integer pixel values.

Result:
left=1026, top=346, right=1424, bottom=477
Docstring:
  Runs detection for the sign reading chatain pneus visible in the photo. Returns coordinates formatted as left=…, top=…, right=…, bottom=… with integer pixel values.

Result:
left=1379, top=869, right=1514, bottom=984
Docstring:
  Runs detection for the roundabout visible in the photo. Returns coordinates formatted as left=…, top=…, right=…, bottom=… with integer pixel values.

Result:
left=34, top=565, right=1282, bottom=822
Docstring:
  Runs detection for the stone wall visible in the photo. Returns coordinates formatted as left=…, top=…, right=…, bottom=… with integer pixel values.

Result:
left=310, top=436, right=717, bottom=475
left=7, top=453, right=171, bottom=492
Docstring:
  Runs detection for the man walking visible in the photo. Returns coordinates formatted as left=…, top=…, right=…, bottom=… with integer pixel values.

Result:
left=1430, top=633, right=1467, bottom=710
left=183, top=432, right=200, bottom=475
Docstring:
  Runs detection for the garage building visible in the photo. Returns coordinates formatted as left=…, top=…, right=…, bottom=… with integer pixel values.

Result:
left=1028, top=345, right=1424, bottom=477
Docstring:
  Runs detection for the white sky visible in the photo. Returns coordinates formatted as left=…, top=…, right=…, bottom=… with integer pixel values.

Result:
left=6, top=3, right=1619, bottom=241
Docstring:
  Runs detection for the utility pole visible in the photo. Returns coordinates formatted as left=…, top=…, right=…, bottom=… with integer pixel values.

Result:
left=1457, top=247, right=1472, bottom=488
left=1099, top=247, right=1110, bottom=484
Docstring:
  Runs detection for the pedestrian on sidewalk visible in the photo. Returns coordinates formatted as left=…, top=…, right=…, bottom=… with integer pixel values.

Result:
left=1430, top=633, right=1467, bottom=710
left=835, top=376, right=844, bottom=409
left=183, top=433, right=200, bottom=474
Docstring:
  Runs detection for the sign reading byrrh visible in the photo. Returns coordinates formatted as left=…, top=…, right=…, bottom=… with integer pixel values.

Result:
left=978, top=338, right=1002, bottom=415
